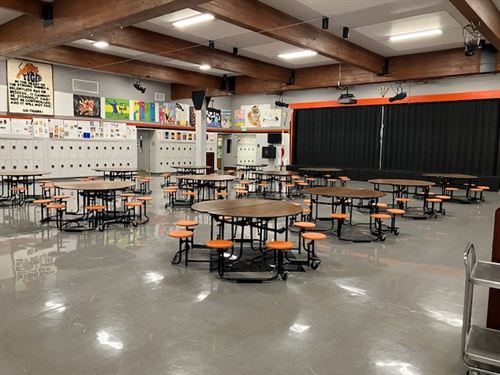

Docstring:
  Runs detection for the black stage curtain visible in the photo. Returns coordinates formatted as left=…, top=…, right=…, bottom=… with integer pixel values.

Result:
left=382, top=99, right=500, bottom=175
left=293, top=106, right=381, bottom=169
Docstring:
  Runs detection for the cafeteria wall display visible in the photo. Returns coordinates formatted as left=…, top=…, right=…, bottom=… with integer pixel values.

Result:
left=261, top=108, right=282, bottom=128
left=175, top=103, right=190, bottom=126
left=233, top=109, right=245, bottom=128
left=132, top=100, right=156, bottom=122
left=207, top=107, right=221, bottom=128
left=7, top=58, right=54, bottom=115
left=189, top=106, right=196, bottom=127
left=73, top=95, right=101, bottom=118
left=105, top=98, right=130, bottom=120
left=221, top=109, right=232, bottom=129
left=159, top=102, right=176, bottom=125
left=242, top=104, right=267, bottom=127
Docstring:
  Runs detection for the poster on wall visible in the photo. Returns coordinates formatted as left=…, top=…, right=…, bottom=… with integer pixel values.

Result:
left=233, top=109, right=245, bottom=128
left=159, top=102, right=175, bottom=125
left=73, top=95, right=101, bottom=118
left=241, top=104, right=270, bottom=127
left=221, top=109, right=232, bottom=129
left=189, top=106, right=197, bottom=127
left=261, top=108, right=282, bottom=128
left=104, top=98, right=130, bottom=120
left=175, top=103, right=190, bottom=126
left=7, top=59, right=54, bottom=115
left=132, top=100, right=156, bottom=122
left=206, top=108, right=221, bottom=128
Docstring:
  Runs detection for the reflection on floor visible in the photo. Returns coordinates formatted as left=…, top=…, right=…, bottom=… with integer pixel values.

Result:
left=0, top=178, right=495, bottom=375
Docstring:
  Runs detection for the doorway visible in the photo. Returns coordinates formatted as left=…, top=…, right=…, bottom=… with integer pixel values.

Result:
left=137, top=129, right=153, bottom=172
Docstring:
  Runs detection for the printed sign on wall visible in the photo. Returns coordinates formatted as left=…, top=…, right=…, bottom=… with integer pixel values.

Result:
left=73, top=95, right=101, bottom=118
left=105, top=98, right=130, bottom=120
left=207, top=108, right=221, bottom=128
left=7, top=59, right=54, bottom=115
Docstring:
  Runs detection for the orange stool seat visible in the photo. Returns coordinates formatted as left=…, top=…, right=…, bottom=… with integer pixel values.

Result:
left=478, top=185, right=490, bottom=190
left=376, top=202, right=388, bottom=208
left=182, top=191, right=197, bottom=196
left=86, top=205, right=106, bottom=211
left=164, top=187, right=178, bottom=192
left=125, top=201, right=142, bottom=207
left=293, top=221, right=316, bottom=229
left=33, top=199, right=53, bottom=204
left=266, top=241, right=294, bottom=250
left=395, top=197, right=411, bottom=202
left=176, top=220, right=199, bottom=228
left=137, top=196, right=153, bottom=201
left=206, top=240, right=233, bottom=249
left=303, top=208, right=311, bottom=214
left=436, top=195, right=451, bottom=200
left=426, top=198, right=442, bottom=203
left=291, top=175, right=300, bottom=180
left=445, top=187, right=459, bottom=191
left=161, top=172, right=172, bottom=177
left=371, top=213, right=391, bottom=220
left=11, top=186, right=27, bottom=191
left=168, top=230, right=193, bottom=239
left=330, top=213, right=349, bottom=219
left=47, top=203, right=65, bottom=209
left=470, top=188, right=483, bottom=192
left=215, top=192, right=229, bottom=196
left=303, top=199, right=311, bottom=204
left=387, top=208, right=405, bottom=215
left=120, top=193, right=136, bottom=198
left=302, top=232, right=326, bottom=241
left=53, top=195, right=70, bottom=200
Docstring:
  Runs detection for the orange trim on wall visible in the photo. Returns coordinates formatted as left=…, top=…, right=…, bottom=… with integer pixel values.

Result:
left=289, top=90, right=500, bottom=110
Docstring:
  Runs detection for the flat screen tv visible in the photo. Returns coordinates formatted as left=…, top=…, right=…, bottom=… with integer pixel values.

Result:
left=267, top=133, right=282, bottom=144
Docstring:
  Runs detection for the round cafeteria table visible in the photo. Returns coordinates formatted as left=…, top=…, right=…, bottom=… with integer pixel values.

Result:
left=172, top=165, right=210, bottom=175
left=54, top=180, right=135, bottom=231
left=94, top=167, right=138, bottom=181
left=369, top=178, right=435, bottom=218
left=303, top=186, right=386, bottom=242
left=299, top=167, right=342, bottom=185
left=192, top=199, right=303, bottom=282
left=422, top=173, right=478, bottom=203
left=176, top=174, right=236, bottom=200
left=0, top=170, right=49, bottom=206
left=236, top=164, right=268, bottom=179
left=252, top=170, right=297, bottom=197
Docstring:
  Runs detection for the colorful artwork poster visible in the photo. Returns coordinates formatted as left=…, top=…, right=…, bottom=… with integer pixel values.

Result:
left=7, top=58, right=54, bottom=115
left=206, top=108, right=221, bottom=128
left=261, top=108, right=282, bottom=128
left=73, top=95, right=101, bottom=118
left=175, top=103, right=189, bottom=126
left=159, top=102, right=176, bottom=125
left=105, top=98, right=130, bottom=120
left=189, top=106, right=196, bottom=127
left=233, top=109, right=245, bottom=128
left=242, top=104, right=271, bottom=127
left=132, top=100, right=156, bottom=122
left=221, top=109, right=232, bottom=129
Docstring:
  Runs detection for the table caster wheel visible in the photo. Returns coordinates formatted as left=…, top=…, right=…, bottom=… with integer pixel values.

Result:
left=380, top=234, right=386, bottom=241
left=442, top=209, right=446, bottom=215
left=311, top=260, right=320, bottom=270
left=394, top=228, right=400, bottom=236
left=281, top=272, right=288, bottom=280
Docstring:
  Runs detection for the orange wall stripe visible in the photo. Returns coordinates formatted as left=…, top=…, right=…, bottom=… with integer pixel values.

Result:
left=289, top=90, right=500, bottom=110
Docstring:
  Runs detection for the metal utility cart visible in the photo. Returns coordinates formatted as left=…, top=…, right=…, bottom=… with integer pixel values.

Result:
left=463, top=243, right=500, bottom=374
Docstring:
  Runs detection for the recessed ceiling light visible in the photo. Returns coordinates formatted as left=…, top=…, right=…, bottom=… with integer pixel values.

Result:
left=389, top=29, right=442, bottom=42
left=199, top=64, right=211, bottom=71
left=173, top=13, right=214, bottom=28
left=278, top=50, right=317, bottom=60
left=93, top=41, right=109, bottom=49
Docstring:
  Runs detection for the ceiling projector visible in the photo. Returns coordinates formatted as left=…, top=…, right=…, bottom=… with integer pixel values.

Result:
left=337, top=87, right=357, bottom=105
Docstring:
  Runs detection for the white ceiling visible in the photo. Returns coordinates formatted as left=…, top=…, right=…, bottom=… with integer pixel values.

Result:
left=0, top=0, right=492, bottom=81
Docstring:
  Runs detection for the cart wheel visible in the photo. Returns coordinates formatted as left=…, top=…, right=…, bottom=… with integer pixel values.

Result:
left=442, top=209, right=446, bottom=215
left=380, top=234, right=386, bottom=241
left=394, top=228, right=400, bottom=236
left=311, top=260, right=320, bottom=270
left=281, top=272, right=288, bottom=281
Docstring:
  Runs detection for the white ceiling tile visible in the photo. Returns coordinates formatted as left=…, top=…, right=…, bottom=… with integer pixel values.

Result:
left=0, top=8, right=22, bottom=25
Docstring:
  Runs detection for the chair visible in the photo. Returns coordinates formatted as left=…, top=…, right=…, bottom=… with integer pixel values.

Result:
left=181, top=191, right=197, bottom=205
left=302, top=232, right=326, bottom=269
left=215, top=191, right=229, bottom=200
left=138, top=177, right=152, bottom=194
left=327, top=178, right=337, bottom=187
left=386, top=208, right=405, bottom=235
left=169, top=230, right=194, bottom=266
left=435, top=195, right=451, bottom=214
left=86, top=204, right=106, bottom=229
left=207, top=239, right=234, bottom=278
left=330, top=213, right=349, bottom=239
left=301, top=207, right=312, bottom=222
left=46, top=203, right=66, bottom=229
left=161, top=172, right=172, bottom=187
left=266, top=241, right=294, bottom=280
left=11, top=186, right=27, bottom=206
left=33, top=198, right=53, bottom=223
left=164, top=186, right=178, bottom=208
left=469, top=187, right=484, bottom=202
left=235, top=188, right=248, bottom=199
left=293, top=221, right=316, bottom=255
left=425, top=198, right=443, bottom=217
left=395, top=197, right=411, bottom=209
left=370, top=213, right=391, bottom=241
left=339, top=176, right=350, bottom=187
left=445, top=187, right=459, bottom=198
left=124, top=201, right=142, bottom=225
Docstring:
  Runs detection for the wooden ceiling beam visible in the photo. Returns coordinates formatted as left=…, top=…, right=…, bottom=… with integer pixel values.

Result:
left=171, top=48, right=490, bottom=98
left=98, top=27, right=292, bottom=82
left=0, top=0, right=207, bottom=56
left=197, top=0, right=386, bottom=74
left=0, top=0, right=41, bottom=16
left=27, top=46, right=223, bottom=89
left=450, top=0, right=500, bottom=51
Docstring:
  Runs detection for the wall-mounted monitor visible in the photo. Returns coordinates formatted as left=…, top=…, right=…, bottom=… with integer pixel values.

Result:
left=267, top=133, right=282, bottom=144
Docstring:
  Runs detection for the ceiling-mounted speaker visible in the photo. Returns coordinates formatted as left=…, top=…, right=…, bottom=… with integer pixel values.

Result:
left=192, top=90, right=206, bottom=110
left=322, top=17, right=329, bottom=30
left=42, top=2, right=53, bottom=27
left=205, top=96, right=212, bottom=109
left=342, top=26, right=349, bottom=39
left=233, top=47, right=239, bottom=56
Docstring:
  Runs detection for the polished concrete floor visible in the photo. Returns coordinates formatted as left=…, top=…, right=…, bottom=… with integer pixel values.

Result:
left=0, top=178, right=496, bottom=375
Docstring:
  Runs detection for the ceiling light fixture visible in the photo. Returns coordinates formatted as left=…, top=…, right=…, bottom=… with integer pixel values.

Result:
left=172, top=13, right=214, bottom=28
left=93, top=41, right=109, bottom=49
left=199, top=64, right=211, bottom=71
left=278, top=50, right=317, bottom=60
left=389, top=29, right=442, bottom=42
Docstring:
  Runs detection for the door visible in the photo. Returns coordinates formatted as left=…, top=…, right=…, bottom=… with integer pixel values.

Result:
left=137, top=130, right=151, bottom=172
left=206, top=152, right=215, bottom=174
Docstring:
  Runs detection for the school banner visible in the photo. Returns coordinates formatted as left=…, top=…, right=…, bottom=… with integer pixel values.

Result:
left=7, top=59, right=54, bottom=115
left=104, top=98, right=130, bottom=120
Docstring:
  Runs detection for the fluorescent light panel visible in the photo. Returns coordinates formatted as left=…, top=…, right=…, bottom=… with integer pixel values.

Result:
left=278, top=50, right=317, bottom=60
left=389, top=28, right=442, bottom=42
left=199, top=64, right=211, bottom=71
left=173, top=13, right=214, bottom=28
left=93, top=41, right=109, bottom=48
